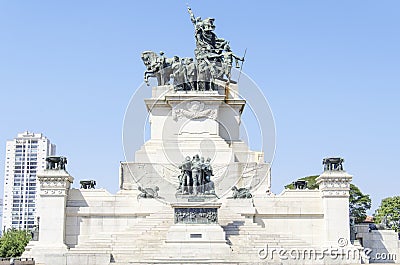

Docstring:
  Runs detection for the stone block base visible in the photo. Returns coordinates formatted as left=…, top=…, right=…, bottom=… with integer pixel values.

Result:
left=22, top=244, right=69, bottom=265
left=66, top=253, right=111, bottom=265
left=166, top=224, right=227, bottom=243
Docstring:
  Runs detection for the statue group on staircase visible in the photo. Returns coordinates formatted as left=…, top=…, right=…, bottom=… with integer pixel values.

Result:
left=177, top=154, right=215, bottom=196
left=141, top=6, right=244, bottom=89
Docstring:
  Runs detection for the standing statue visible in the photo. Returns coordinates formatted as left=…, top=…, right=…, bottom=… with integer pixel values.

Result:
left=188, top=7, right=215, bottom=50
left=197, top=59, right=212, bottom=91
left=199, top=157, right=206, bottom=193
left=181, top=58, right=191, bottom=91
left=187, top=6, right=241, bottom=83
left=171, top=56, right=186, bottom=91
left=188, top=7, right=244, bottom=82
left=178, top=156, right=192, bottom=194
left=191, top=154, right=201, bottom=195
left=203, top=157, right=215, bottom=194
left=186, top=57, right=197, bottom=90
left=222, top=43, right=244, bottom=81
left=188, top=6, right=226, bottom=62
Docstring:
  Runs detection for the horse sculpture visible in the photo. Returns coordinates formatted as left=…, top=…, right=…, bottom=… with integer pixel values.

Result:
left=141, top=51, right=174, bottom=86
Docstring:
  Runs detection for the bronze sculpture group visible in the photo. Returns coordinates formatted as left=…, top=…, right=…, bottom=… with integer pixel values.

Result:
left=80, top=180, right=96, bottom=189
left=323, top=157, right=344, bottom=171
left=138, top=186, right=160, bottom=199
left=230, top=186, right=252, bottom=199
left=177, top=154, right=215, bottom=196
left=46, top=156, right=67, bottom=170
left=141, top=6, right=244, bottom=90
left=175, top=208, right=218, bottom=224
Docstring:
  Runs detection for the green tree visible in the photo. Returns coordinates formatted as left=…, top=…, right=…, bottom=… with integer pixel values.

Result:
left=349, top=184, right=372, bottom=223
left=285, top=175, right=371, bottom=224
left=284, top=175, right=319, bottom=190
left=374, top=196, right=400, bottom=232
left=0, top=229, right=31, bottom=258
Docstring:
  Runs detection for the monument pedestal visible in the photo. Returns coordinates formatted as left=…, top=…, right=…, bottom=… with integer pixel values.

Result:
left=164, top=202, right=231, bottom=257
left=166, top=224, right=226, bottom=243
left=122, top=83, right=271, bottom=201
left=135, top=84, right=260, bottom=166
left=174, top=193, right=218, bottom=202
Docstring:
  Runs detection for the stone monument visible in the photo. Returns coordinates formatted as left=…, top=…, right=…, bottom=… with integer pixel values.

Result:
left=23, top=7, right=363, bottom=265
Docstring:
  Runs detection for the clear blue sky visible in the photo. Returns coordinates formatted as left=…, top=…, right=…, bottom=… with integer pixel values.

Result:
left=0, top=1, right=399, bottom=213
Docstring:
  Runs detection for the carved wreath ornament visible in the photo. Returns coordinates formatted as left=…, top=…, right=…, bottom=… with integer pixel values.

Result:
left=172, top=101, right=217, bottom=121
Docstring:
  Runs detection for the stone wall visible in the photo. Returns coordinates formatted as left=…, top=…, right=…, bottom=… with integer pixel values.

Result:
left=119, top=161, right=271, bottom=200
left=356, top=224, right=400, bottom=263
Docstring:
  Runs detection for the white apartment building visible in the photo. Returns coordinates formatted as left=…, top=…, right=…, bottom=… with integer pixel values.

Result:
left=2, top=131, right=56, bottom=231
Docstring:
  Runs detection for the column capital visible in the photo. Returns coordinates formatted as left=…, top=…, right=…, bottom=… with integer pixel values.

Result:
left=316, top=170, right=352, bottom=198
left=37, top=170, right=74, bottom=197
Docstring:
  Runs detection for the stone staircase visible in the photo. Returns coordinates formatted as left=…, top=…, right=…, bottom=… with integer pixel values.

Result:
left=219, top=203, right=317, bottom=264
left=68, top=208, right=174, bottom=263
left=67, top=202, right=318, bottom=264
left=112, top=209, right=174, bottom=262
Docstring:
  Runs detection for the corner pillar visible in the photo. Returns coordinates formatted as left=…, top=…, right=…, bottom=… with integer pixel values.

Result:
left=316, top=168, right=352, bottom=247
left=23, top=168, right=74, bottom=264
left=36, top=169, right=73, bottom=247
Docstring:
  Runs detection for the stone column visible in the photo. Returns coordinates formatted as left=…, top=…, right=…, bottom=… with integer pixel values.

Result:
left=316, top=170, right=352, bottom=247
left=37, top=169, right=73, bottom=248
left=23, top=169, right=73, bottom=264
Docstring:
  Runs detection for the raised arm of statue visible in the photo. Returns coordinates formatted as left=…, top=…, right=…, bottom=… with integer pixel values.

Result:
left=233, top=53, right=245, bottom=68
left=187, top=6, right=196, bottom=25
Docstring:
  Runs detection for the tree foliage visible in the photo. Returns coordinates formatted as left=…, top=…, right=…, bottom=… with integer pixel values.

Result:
left=284, top=175, right=319, bottom=190
left=285, top=175, right=371, bottom=224
left=0, top=229, right=31, bottom=258
left=374, top=196, right=400, bottom=232
left=349, top=183, right=372, bottom=223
